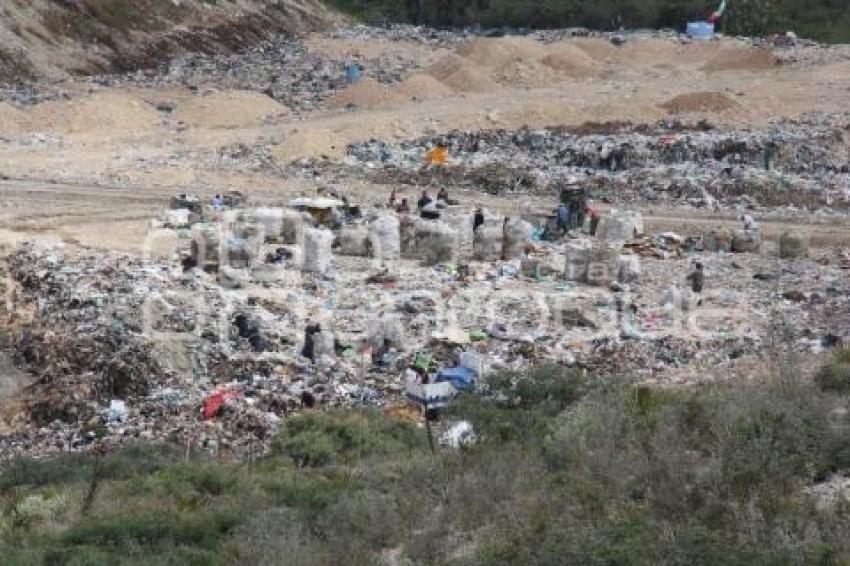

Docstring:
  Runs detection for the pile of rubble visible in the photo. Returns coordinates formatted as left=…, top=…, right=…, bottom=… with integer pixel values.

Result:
left=326, top=24, right=474, bottom=48
left=306, top=114, right=850, bottom=212
left=92, top=38, right=353, bottom=112
left=1, top=192, right=847, bottom=458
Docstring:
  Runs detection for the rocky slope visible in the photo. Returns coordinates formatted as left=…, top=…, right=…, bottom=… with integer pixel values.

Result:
left=0, top=0, right=339, bottom=82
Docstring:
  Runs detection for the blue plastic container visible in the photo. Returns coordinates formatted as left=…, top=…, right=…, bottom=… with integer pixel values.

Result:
left=345, top=63, right=361, bottom=84
left=687, top=21, right=715, bottom=40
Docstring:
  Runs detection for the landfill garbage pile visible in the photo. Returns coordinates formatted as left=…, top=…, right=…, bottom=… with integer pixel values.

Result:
left=78, top=24, right=486, bottom=110
left=98, top=39, right=365, bottom=112
left=325, top=24, right=475, bottom=48
left=1, top=33, right=421, bottom=111
left=1, top=245, right=165, bottom=436
left=0, top=245, right=374, bottom=457
left=307, top=114, right=850, bottom=212
left=215, top=142, right=283, bottom=173
left=2, top=209, right=848, bottom=459
left=1, top=20, right=849, bottom=461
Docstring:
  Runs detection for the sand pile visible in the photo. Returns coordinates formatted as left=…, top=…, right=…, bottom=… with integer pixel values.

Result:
left=571, top=38, right=623, bottom=63
left=0, top=103, right=32, bottom=137
left=422, top=37, right=608, bottom=92
left=271, top=128, right=348, bottom=161
left=539, top=41, right=597, bottom=76
left=457, top=37, right=548, bottom=67
left=618, top=39, right=685, bottom=66
left=661, top=91, right=740, bottom=114
left=495, top=59, right=567, bottom=88
left=702, top=46, right=780, bottom=72
left=328, top=77, right=406, bottom=109
left=425, top=54, right=496, bottom=92
left=28, top=92, right=160, bottom=135
left=393, top=74, right=455, bottom=100
left=173, top=90, right=285, bottom=128
left=454, top=37, right=597, bottom=86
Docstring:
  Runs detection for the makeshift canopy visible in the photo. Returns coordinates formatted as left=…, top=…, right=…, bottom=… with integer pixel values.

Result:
left=406, top=381, right=456, bottom=409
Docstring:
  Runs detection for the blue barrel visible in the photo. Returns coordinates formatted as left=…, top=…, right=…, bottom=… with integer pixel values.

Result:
left=687, top=21, right=715, bottom=40
left=345, top=63, right=361, bottom=84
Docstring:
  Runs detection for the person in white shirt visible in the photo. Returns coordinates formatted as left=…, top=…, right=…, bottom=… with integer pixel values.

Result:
left=742, top=213, right=757, bottom=231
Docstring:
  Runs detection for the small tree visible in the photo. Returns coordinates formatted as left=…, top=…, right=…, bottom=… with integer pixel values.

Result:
left=723, top=0, right=784, bottom=36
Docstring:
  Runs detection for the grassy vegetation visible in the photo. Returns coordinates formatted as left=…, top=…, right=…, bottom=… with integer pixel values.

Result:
left=816, top=348, right=850, bottom=394
left=79, top=0, right=184, bottom=33
left=326, top=0, right=850, bottom=42
left=0, top=47, right=36, bottom=82
left=1, top=357, right=850, bottom=564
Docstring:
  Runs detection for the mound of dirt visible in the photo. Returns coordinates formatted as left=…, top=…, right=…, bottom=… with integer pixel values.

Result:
left=455, top=37, right=596, bottom=87
left=495, top=59, right=566, bottom=88
left=457, top=37, right=548, bottom=68
left=571, top=38, right=623, bottom=63
left=539, top=50, right=595, bottom=77
left=425, top=54, right=496, bottom=93
left=28, top=92, right=160, bottom=135
left=661, top=91, right=740, bottom=114
left=393, top=74, right=455, bottom=100
left=0, top=103, right=32, bottom=137
left=328, top=77, right=404, bottom=109
left=274, top=127, right=348, bottom=161
left=617, top=39, right=686, bottom=66
left=702, top=46, right=780, bottom=72
left=173, top=90, right=286, bottom=128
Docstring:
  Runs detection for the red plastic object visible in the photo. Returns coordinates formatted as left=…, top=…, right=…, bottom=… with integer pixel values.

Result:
left=203, top=389, right=236, bottom=419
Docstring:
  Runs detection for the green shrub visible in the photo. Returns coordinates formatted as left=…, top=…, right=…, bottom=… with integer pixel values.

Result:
left=449, top=365, right=588, bottom=443
left=723, top=0, right=783, bottom=36
left=219, top=507, right=329, bottom=566
left=149, top=463, right=238, bottom=497
left=0, top=545, right=44, bottom=565
left=62, top=508, right=244, bottom=550
left=4, top=367, right=850, bottom=564
left=815, top=349, right=850, bottom=394
left=323, top=0, right=850, bottom=42
left=0, top=444, right=180, bottom=492
left=313, top=490, right=404, bottom=555
left=0, top=47, right=36, bottom=82
left=272, top=410, right=426, bottom=467
left=0, top=454, right=92, bottom=491
left=42, top=544, right=218, bottom=565
left=99, top=443, right=182, bottom=481
left=260, top=467, right=354, bottom=512
left=483, top=364, right=587, bottom=411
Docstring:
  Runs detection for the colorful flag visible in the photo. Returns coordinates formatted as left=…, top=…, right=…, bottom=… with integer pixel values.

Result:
left=708, top=0, right=727, bottom=23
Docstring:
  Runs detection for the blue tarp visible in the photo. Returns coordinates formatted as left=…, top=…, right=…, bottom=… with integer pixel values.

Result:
left=436, top=366, right=476, bottom=392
